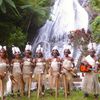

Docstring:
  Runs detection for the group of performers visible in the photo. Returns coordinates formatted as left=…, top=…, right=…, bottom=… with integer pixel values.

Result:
left=0, top=42, right=100, bottom=100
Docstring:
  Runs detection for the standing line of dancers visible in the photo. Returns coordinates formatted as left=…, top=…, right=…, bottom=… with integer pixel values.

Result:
left=0, top=42, right=100, bottom=100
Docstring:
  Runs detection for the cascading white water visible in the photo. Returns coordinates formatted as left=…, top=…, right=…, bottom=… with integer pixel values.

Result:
left=32, top=0, right=89, bottom=62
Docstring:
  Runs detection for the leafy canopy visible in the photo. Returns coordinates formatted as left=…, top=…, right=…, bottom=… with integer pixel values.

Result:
left=0, top=0, right=19, bottom=15
left=0, top=0, right=52, bottom=47
left=90, top=0, right=100, bottom=12
left=91, top=16, right=100, bottom=43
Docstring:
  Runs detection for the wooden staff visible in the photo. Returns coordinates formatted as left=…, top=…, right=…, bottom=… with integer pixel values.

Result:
left=28, top=74, right=32, bottom=98
left=20, top=74, right=24, bottom=96
left=49, top=67, right=53, bottom=90
left=0, top=72, right=6, bottom=100
left=62, top=67, right=77, bottom=76
left=54, top=73, right=60, bottom=99
left=63, top=74, right=67, bottom=98
left=0, top=78, right=4, bottom=100
left=55, top=75, right=59, bottom=98
left=50, top=75, right=53, bottom=91
left=37, top=74, right=41, bottom=99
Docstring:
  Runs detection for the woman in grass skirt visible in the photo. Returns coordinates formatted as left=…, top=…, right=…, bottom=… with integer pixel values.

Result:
left=11, top=46, right=24, bottom=96
left=48, top=46, right=62, bottom=98
left=33, top=45, right=46, bottom=97
left=22, top=43, right=33, bottom=98
left=0, top=46, right=9, bottom=100
left=61, top=45, right=76, bottom=97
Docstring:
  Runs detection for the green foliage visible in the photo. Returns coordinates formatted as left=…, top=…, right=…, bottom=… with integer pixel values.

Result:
left=90, top=0, right=100, bottom=12
left=91, top=16, right=100, bottom=43
left=4, top=90, right=94, bottom=100
left=5, top=0, right=16, bottom=8
left=20, top=0, right=51, bottom=27
left=0, top=0, right=51, bottom=47
left=7, top=27, right=27, bottom=47
left=0, top=0, right=3, bottom=6
left=0, top=0, right=19, bottom=15
left=23, top=0, right=51, bottom=7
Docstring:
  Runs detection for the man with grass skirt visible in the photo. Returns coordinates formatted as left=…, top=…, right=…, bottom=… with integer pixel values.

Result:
left=82, top=42, right=100, bottom=99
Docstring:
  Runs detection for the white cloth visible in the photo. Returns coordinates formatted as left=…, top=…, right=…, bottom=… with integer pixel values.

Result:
left=85, top=55, right=96, bottom=67
left=36, top=45, right=43, bottom=53
left=88, top=42, right=97, bottom=51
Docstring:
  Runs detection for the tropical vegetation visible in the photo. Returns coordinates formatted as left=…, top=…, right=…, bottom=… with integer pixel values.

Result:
left=0, top=0, right=51, bottom=48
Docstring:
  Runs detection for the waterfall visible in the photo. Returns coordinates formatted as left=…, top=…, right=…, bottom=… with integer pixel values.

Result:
left=32, top=0, right=89, bottom=63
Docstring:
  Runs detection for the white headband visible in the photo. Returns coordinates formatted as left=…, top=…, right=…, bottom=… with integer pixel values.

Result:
left=0, top=45, right=6, bottom=51
left=36, top=45, right=43, bottom=53
left=12, top=46, right=21, bottom=54
left=25, top=43, right=32, bottom=51
left=52, top=46, right=58, bottom=50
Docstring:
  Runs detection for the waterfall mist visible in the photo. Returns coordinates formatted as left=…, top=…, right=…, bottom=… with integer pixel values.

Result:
left=32, top=0, right=89, bottom=64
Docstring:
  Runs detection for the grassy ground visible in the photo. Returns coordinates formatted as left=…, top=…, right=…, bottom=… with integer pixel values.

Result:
left=0, top=90, right=99, bottom=100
